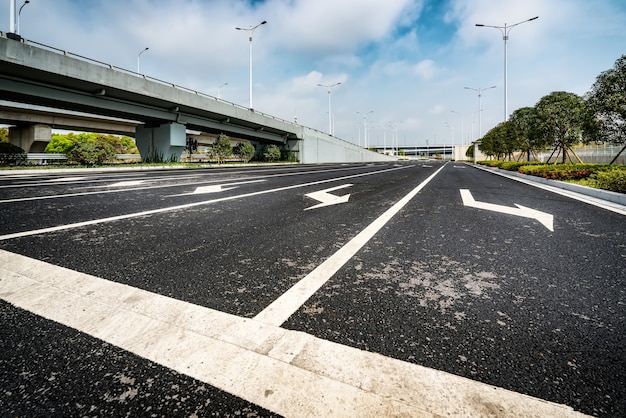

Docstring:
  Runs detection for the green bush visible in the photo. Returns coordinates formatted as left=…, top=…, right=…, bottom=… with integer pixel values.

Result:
left=518, top=164, right=605, bottom=181
left=262, top=144, right=281, bottom=162
left=68, top=141, right=115, bottom=165
left=593, top=170, right=626, bottom=193
left=0, top=142, right=26, bottom=166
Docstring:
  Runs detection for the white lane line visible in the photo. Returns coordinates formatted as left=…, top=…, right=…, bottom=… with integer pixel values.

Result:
left=0, top=249, right=586, bottom=417
left=254, top=164, right=446, bottom=327
left=0, top=165, right=380, bottom=203
left=0, top=166, right=410, bottom=241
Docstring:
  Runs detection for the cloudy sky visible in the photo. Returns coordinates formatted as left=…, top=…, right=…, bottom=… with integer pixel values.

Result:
left=3, top=0, right=625, bottom=148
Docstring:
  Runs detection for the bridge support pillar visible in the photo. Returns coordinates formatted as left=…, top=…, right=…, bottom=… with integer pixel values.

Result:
left=135, top=123, right=186, bottom=162
left=8, top=124, right=52, bottom=152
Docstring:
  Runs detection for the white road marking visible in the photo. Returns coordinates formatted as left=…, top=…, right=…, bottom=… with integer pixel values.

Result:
left=254, top=164, right=446, bottom=326
left=0, top=249, right=586, bottom=417
left=46, top=176, right=87, bottom=182
left=304, top=184, right=352, bottom=210
left=0, top=166, right=410, bottom=241
left=106, top=180, right=146, bottom=187
left=460, top=189, right=554, bottom=231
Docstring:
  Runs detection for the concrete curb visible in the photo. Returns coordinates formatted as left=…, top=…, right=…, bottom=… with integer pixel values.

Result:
left=470, top=163, right=626, bottom=207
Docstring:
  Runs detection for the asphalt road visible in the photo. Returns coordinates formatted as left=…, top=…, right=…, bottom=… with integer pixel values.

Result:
left=1, top=161, right=624, bottom=417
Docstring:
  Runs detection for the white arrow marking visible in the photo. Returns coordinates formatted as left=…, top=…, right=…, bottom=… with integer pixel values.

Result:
left=460, top=189, right=554, bottom=232
left=305, top=184, right=352, bottom=210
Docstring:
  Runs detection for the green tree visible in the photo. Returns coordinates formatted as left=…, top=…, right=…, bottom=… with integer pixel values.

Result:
left=262, top=144, right=281, bottom=162
left=0, top=127, right=8, bottom=143
left=481, top=122, right=515, bottom=160
left=509, top=107, right=546, bottom=161
left=45, top=134, right=77, bottom=154
left=534, top=91, right=588, bottom=163
left=211, top=134, right=233, bottom=164
left=233, top=142, right=256, bottom=162
left=68, top=141, right=115, bottom=165
left=586, top=55, right=626, bottom=163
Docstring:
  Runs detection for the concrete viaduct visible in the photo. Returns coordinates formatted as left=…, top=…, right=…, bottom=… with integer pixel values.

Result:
left=0, top=32, right=392, bottom=164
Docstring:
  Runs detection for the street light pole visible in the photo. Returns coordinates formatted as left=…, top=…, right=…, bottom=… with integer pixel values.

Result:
left=357, top=111, right=373, bottom=148
left=451, top=110, right=463, bottom=145
left=236, top=20, right=267, bottom=110
left=464, top=86, right=496, bottom=139
left=217, top=82, right=228, bottom=99
left=318, top=82, right=341, bottom=135
left=137, top=47, right=149, bottom=73
left=476, top=16, right=538, bottom=121
left=15, top=0, right=29, bottom=35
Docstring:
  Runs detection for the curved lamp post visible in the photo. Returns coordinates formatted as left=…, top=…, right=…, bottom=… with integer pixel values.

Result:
left=137, top=47, right=149, bottom=73
left=217, top=82, right=228, bottom=99
left=464, top=85, right=496, bottom=139
left=476, top=16, right=538, bottom=121
left=317, top=82, right=341, bottom=135
left=236, top=20, right=267, bottom=110
left=15, top=0, right=30, bottom=35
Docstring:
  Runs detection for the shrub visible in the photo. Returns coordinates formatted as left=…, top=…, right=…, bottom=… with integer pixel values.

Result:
left=233, top=142, right=255, bottom=162
left=68, top=141, right=115, bottom=165
left=262, top=144, right=281, bottom=162
left=593, top=170, right=626, bottom=193
left=518, top=164, right=604, bottom=181
left=0, top=142, right=26, bottom=166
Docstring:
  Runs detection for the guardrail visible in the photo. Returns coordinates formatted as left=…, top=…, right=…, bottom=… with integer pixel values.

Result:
left=0, top=31, right=307, bottom=132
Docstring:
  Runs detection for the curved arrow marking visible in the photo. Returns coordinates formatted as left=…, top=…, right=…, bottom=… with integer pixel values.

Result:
left=305, top=184, right=352, bottom=210
left=460, top=189, right=554, bottom=232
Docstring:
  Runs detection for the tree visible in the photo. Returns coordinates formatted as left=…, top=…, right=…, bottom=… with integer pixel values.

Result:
left=68, top=141, right=115, bottom=165
left=45, top=134, right=76, bottom=154
left=0, top=127, right=8, bottom=143
left=481, top=122, right=515, bottom=160
left=262, top=144, right=281, bottom=162
left=233, top=142, right=255, bottom=162
left=534, top=91, right=588, bottom=163
left=211, top=134, right=232, bottom=164
left=509, top=107, right=546, bottom=161
left=586, top=55, right=626, bottom=163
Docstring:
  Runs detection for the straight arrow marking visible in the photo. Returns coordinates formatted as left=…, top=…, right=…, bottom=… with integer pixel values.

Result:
left=305, top=184, right=353, bottom=210
left=460, top=189, right=554, bottom=232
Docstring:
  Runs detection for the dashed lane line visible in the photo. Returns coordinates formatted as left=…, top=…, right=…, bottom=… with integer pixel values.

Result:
left=254, top=164, right=446, bottom=326
left=0, top=165, right=410, bottom=241
left=0, top=249, right=587, bottom=417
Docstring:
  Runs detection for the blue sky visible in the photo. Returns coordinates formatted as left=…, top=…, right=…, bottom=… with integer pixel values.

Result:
left=3, top=0, right=625, bottom=148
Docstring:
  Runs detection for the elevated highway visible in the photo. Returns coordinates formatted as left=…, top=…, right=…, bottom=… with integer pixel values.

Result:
left=0, top=32, right=391, bottom=163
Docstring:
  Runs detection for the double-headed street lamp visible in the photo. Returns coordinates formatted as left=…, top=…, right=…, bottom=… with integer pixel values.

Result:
left=137, top=47, right=149, bottom=73
left=317, top=82, right=341, bottom=135
left=476, top=16, right=538, bottom=121
left=236, top=20, right=267, bottom=110
left=464, top=85, right=496, bottom=139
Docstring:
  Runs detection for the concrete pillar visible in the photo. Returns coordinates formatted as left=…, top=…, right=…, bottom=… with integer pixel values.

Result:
left=8, top=124, right=52, bottom=152
left=135, top=123, right=186, bottom=162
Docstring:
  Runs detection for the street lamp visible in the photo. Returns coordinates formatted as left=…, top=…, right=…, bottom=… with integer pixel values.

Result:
left=357, top=111, right=373, bottom=148
left=137, top=47, right=149, bottom=73
left=476, top=16, right=538, bottom=121
left=16, top=0, right=30, bottom=35
left=217, top=82, right=228, bottom=99
left=464, top=85, right=496, bottom=139
left=317, top=82, right=341, bottom=135
left=451, top=110, right=464, bottom=145
left=236, top=20, right=267, bottom=110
